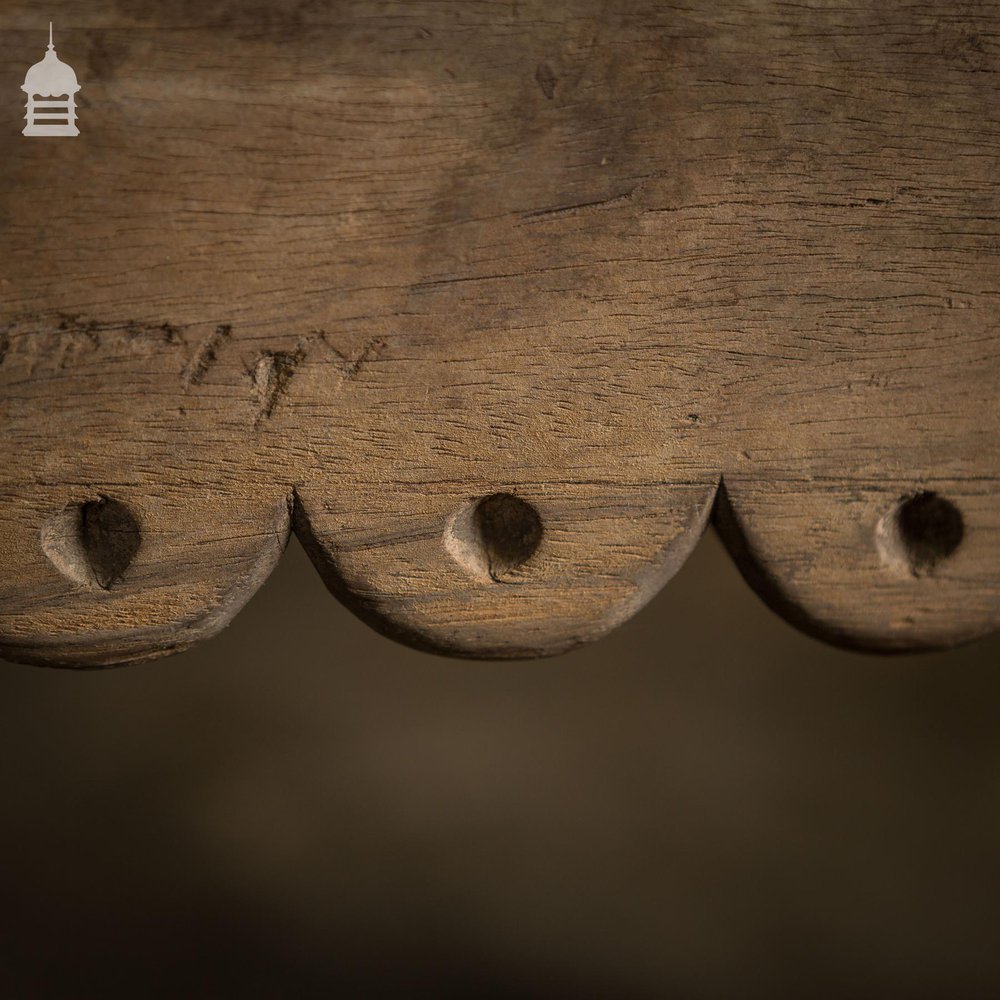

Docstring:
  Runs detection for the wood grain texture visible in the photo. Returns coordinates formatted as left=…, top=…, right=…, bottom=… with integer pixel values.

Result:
left=0, top=0, right=997, bottom=666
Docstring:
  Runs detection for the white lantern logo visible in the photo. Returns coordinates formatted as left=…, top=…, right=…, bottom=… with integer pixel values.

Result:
left=22, top=23, right=81, bottom=137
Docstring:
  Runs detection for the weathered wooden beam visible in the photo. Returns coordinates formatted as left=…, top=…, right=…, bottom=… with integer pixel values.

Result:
left=1, top=1, right=997, bottom=666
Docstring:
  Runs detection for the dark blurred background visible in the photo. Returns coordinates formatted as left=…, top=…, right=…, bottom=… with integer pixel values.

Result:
left=1, top=530, right=998, bottom=999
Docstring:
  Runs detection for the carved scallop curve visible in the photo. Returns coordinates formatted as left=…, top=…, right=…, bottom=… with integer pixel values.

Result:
left=1, top=0, right=997, bottom=666
left=295, top=481, right=717, bottom=659
left=0, top=316, right=292, bottom=666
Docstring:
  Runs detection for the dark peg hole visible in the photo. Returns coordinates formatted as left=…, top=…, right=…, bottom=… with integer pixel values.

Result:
left=41, top=496, right=141, bottom=590
left=80, top=497, right=142, bottom=589
left=473, top=493, right=544, bottom=580
left=892, top=491, right=964, bottom=575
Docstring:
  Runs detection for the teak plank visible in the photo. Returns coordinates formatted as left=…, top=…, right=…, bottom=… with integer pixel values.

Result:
left=1, top=1, right=997, bottom=666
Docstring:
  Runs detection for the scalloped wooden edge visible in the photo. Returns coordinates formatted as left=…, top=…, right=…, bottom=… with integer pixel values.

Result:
left=1, top=475, right=996, bottom=668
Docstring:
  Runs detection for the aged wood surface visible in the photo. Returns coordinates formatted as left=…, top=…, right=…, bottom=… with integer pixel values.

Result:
left=0, top=0, right=997, bottom=666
